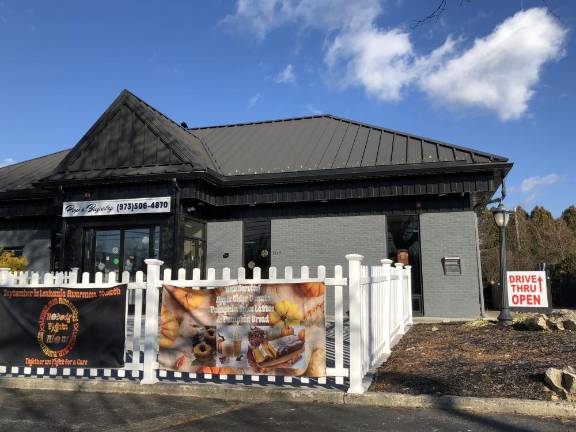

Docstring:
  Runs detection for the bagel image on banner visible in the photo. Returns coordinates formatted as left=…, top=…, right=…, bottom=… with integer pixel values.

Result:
left=0, top=285, right=127, bottom=368
left=158, top=283, right=326, bottom=377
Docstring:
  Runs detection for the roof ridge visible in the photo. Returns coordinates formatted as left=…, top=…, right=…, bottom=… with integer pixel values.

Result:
left=123, top=90, right=195, bottom=135
left=187, top=114, right=328, bottom=130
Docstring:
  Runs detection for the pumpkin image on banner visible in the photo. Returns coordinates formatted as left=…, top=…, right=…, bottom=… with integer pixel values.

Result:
left=159, top=307, right=179, bottom=349
left=297, top=282, right=325, bottom=298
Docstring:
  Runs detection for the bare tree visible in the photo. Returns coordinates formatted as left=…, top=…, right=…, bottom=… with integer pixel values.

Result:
left=412, top=0, right=560, bottom=29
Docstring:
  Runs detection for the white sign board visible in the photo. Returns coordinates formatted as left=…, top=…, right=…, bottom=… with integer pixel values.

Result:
left=62, top=197, right=171, bottom=217
left=506, top=271, right=548, bottom=308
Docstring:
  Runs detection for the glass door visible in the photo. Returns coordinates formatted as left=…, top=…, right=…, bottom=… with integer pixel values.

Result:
left=94, top=230, right=121, bottom=276
left=387, top=215, right=423, bottom=315
left=85, top=226, right=160, bottom=278
left=123, top=228, right=155, bottom=274
left=243, top=219, right=271, bottom=278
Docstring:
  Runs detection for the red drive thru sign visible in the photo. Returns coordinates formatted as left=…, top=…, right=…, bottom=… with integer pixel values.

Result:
left=506, top=271, right=549, bottom=308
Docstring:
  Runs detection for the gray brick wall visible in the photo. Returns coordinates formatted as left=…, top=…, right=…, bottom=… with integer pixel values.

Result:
left=419, top=211, right=482, bottom=318
left=206, top=221, right=243, bottom=274
left=271, top=215, right=387, bottom=316
left=0, top=230, right=52, bottom=271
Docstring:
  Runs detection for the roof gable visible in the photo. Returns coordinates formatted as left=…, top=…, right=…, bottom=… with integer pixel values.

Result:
left=44, top=90, right=218, bottom=182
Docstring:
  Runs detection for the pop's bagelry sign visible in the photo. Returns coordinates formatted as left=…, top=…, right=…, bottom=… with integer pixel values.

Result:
left=158, top=282, right=326, bottom=377
left=507, top=271, right=549, bottom=308
left=0, top=285, right=127, bottom=368
left=62, top=196, right=171, bottom=217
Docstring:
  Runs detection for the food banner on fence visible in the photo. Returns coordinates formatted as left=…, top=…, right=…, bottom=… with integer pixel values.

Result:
left=159, top=282, right=326, bottom=377
left=0, top=285, right=127, bottom=368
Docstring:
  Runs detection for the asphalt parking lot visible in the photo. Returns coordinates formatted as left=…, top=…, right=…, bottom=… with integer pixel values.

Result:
left=0, top=387, right=574, bottom=432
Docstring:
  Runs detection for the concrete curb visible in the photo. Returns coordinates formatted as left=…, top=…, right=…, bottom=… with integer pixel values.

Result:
left=345, top=391, right=576, bottom=419
left=1, top=377, right=574, bottom=419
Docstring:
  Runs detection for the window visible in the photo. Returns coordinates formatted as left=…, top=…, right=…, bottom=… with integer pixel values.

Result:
left=83, top=226, right=160, bottom=277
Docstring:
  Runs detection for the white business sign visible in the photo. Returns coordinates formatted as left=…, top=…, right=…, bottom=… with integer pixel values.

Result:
left=62, top=197, right=171, bottom=217
left=506, top=271, right=549, bottom=308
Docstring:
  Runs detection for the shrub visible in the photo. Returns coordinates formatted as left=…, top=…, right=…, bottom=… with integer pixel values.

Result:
left=0, top=249, right=28, bottom=272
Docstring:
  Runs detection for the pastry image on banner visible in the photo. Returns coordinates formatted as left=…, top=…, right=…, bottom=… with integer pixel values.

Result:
left=158, top=282, right=326, bottom=377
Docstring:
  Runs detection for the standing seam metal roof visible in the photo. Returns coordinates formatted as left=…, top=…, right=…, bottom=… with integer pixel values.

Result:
left=188, top=114, right=508, bottom=176
left=0, top=90, right=509, bottom=194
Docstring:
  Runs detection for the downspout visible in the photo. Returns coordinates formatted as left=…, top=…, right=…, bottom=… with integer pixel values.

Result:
left=172, top=178, right=182, bottom=271
left=474, top=212, right=485, bottom=318
left=58, top=185, right=67, bottom=272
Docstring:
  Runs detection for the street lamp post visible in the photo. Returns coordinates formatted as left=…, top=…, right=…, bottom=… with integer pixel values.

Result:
left=492, top=203, right=513, bottom=324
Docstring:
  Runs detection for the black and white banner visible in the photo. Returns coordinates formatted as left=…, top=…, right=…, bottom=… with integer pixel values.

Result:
left=62, top=197, right=171, bottom=217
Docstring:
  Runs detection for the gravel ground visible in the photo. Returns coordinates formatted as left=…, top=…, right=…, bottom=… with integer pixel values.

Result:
left=371, top=322, right=576, bottom=400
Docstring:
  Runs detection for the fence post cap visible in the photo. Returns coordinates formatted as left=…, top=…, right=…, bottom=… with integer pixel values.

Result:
left=394, top=263, right=404, bottom=268
left=144, top=259, right=164, bottom=266
left=404, top=265, right=412, bottom=269
left=380, top=259, right=393, bottom=265
left=345, top=254, right=364, bottom=262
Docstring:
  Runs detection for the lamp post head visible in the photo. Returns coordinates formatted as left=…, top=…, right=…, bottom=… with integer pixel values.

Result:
left=492, top=202, right=511, bottom=228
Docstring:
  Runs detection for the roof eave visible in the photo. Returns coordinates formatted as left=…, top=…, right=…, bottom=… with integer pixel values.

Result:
left=206, top=161, right=513, bottom=187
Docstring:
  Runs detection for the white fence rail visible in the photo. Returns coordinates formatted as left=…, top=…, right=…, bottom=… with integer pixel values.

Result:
left=0, top=254, right=412, bottom=394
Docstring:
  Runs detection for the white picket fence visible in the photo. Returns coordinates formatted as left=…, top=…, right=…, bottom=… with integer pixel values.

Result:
left=0, top=254, right=412, bottom=394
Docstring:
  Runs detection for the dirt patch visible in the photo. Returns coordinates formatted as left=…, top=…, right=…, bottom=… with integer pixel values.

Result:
left=371, top=322, right=576, bottom=400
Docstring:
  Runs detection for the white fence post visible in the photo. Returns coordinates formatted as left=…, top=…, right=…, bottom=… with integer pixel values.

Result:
left=346, top=253, right=364, bottom=394
left=381, top=259, right=393, bottom=354
left=70, top=268, right=79, bottom=285
left=404, top=265, right=413, bottom=325
left=0, top=268, right=10, bottom=286
left=142, top=258, right=163, bottom=385
left=395, top=263, right=405, bottom=335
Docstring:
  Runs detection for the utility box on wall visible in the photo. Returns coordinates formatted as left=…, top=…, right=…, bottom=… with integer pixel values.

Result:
left=442, top=257, right=462, bottom=276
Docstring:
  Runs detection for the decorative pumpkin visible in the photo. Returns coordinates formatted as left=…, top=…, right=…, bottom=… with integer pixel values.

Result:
left=159, top=307, right=179, bottom=349
left=298, top=329, right=305, bottom=342
left=297, top=282, right=325, bottom=298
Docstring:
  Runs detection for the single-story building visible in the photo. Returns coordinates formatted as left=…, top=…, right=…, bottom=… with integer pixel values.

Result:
left=0, top=90, right=512, bottom=318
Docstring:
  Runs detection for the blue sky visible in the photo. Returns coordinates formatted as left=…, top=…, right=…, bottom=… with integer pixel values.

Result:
left=0, top=0, right=574, bottom=215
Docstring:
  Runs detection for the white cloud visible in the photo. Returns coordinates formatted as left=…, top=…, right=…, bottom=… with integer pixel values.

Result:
left=0, top=158, right=15, bottom=168
left=222, top=0, right=381, bottom=40
left=520, top=174, right=560, bottom=193
left=419, top=8, right=567, bottom=120
left=325, top=27, right=414, bottom=101
left=224, top=3, right=567, bottom=120
left=246, top=93, right=261, bottom=109
left=275, top=64, right=295, bottom=84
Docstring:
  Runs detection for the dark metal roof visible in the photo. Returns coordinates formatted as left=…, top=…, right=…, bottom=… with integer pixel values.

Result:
left=189, top=114, right=508, bottom=176
left=0, top=90, right=511, bottom=196
left=0, top=150, right=69, bottom=194
left=42, top=90, right=218, bottom=183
